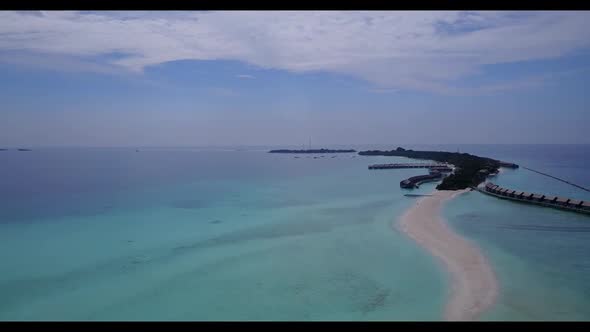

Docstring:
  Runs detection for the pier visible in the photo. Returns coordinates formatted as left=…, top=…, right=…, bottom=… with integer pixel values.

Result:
left=368, top=163, right=451, bottom=170
left=365, top=162, right=452, bottom=189
left=400, top=172, right=444, bottom=189
left=477, top=182, right=590, bottom=215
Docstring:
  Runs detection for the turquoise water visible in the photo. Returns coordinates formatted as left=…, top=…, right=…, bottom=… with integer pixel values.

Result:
left=1, top=145, right=589, bottom=320
left=0, top=148, right=445, bottom=320
left=441, top=144, right=590, bottom=320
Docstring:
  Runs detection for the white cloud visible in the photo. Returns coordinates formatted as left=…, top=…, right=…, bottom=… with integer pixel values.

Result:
left=369, top=88, right=399, bottom=94
left=0, top=10, right=589, bottom=94
left=237, top=74, right=255, bottom=79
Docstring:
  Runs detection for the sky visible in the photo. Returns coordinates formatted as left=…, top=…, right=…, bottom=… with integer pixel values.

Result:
left=1, top=10, right=589, bottom=147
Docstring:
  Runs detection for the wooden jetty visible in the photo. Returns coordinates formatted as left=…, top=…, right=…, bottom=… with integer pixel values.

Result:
left=400, top=172, right=444, bottom=189
left=368, top=163, right=451, bottom=170
left=477, top=182, right=590, bottom=215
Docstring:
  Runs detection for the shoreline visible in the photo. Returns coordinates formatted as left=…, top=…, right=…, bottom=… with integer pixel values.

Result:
left=397, top=189, right=498, bottom=321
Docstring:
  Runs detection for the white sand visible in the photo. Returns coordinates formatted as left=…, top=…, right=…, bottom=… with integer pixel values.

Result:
left=398, top=189, right=498, bottom=321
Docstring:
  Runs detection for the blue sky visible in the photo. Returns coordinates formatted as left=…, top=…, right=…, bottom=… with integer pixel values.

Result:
left=1, top=11, right=589, bottom=146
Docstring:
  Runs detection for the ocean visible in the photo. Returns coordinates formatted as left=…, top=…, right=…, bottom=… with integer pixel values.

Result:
left=440, top=144, right=590, bottom=320
left=0, top=144, right=588, bottom=320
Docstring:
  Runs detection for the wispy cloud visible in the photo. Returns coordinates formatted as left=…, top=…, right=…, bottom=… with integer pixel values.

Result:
left=369, top=88, right=399, bottom=94
left=208, top=87, right=239, bottom=97
left=1, top=11, right=589, bottom=94
left=0, top=51, right=125, bottom=75
left=236, top=74, right=255, bottom=79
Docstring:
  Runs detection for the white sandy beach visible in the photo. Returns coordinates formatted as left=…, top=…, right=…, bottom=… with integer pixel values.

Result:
left=398, top=189, right=498, bottom=321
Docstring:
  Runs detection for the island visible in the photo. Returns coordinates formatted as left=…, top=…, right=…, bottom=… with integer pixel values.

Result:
left=359, top=147, right=514, bottom=190
left=269, top=148, right=356, bottom=154
left=17, top=148, right=32, bottom=151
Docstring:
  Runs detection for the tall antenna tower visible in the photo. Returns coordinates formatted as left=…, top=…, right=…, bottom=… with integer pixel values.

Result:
left=309, top=136, right=311, bottom=150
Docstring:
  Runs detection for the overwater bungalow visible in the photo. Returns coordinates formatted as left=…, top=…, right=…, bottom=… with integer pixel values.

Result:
left=555, top=197, right=569, bottom=206
left=400, top=173, right=443, bottom=189
left=569, top=199, right=581, bottom=207
left=432, top=166, right=453, bottom=173
left=480, top=182, right=590, bottom=215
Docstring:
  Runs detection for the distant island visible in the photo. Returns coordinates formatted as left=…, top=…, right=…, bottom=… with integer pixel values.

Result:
left=269, top=148, right=356, bottom=154
left=359, top=147, right=517, bottom=190
left=17, top=148, right=32, bottom=151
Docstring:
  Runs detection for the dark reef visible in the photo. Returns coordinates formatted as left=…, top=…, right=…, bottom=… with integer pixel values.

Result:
left=269, top=148, right=356, bottom=154
left=359, top=147, right=514, bottom=190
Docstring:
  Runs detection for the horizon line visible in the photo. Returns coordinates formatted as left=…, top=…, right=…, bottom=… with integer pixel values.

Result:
left=3, top=143, right=590, bottom=149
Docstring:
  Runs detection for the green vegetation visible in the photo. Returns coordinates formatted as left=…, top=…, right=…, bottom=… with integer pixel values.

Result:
left=359, top=147, right=503, bottom=190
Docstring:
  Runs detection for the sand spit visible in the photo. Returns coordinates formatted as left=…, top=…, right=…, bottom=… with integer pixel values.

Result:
left=398, top=189, right=498, bottom=321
